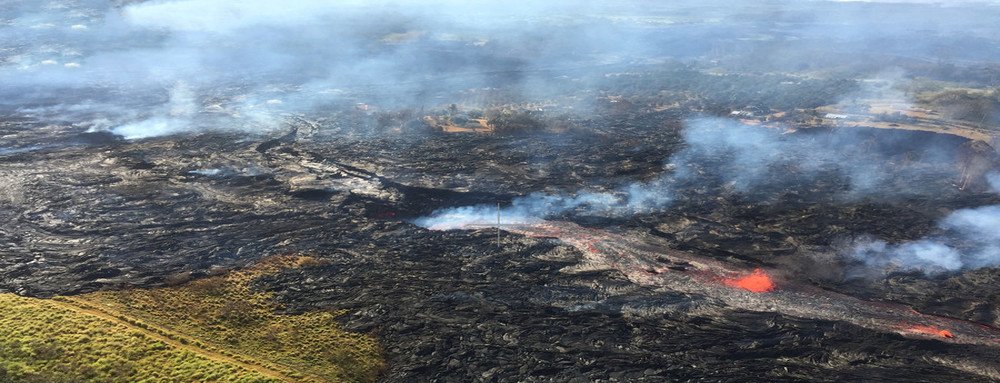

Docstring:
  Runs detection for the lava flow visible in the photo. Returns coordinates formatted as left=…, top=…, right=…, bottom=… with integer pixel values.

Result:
left=724, top=268, right=775, bottom=293
left=457, top=220, right=1000, bottom=347
left=906, top=325, right=956, bottom=339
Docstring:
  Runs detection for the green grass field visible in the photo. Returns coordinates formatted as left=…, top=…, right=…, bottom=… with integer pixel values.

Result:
left=0, top=256, right=383, bottom=383
left=0, top=292, right=279, bottom=383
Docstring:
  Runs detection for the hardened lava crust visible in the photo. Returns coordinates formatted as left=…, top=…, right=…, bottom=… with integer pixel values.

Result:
left=2, top=117, right=998, bottom=382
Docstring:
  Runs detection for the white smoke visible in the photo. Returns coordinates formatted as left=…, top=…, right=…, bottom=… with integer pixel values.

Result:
left=418, top=116, right=1000, bottom=276
left=849, top=238, right=963, bottom=274
left=849, top=205, right=1000, bottom=275
left=5, top=0, right=1000, bottom=140
left=112, top=117, right=191, bottom=140
left=121, top=0, right=346, bottom=33
left=105, top=82, right=286, bottom=140
left=417, top=116, right=958, bottom=230
left=111, top=82, right=197, bottom=139
left=415, top=181, right=675, bottom=230
left=987, top=172, right=1000, bottom=193
left=0, top=0, right=621, bottom=140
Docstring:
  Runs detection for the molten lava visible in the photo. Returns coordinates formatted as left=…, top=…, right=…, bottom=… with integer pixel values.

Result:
left=724, top=268, right=776, bottom=293
left=478, top=221, right=1000, bottom=347
left=909, top=325, right=956, bottom=339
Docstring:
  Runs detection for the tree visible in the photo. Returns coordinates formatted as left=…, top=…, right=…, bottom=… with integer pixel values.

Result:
left=484, top=108, right=544, bottom=134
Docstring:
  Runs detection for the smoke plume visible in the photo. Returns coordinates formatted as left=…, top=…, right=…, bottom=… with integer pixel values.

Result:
left=419, top=115, right=999, bottom=275
left=0, top=0, right=652, bottom=139
left=417, top=116, right=965, bottom=229
left=847, top=205, right=1000, bottom=275
left=988, top=172, right=1000, bottom=193
left=111, top=82, right=196, bottom=139
left=844, top=160, right=1000, bottom=275
left=414, top=180, right=675, bottom=231
left=6, top=1, right=1000, bottom=139
left=670, top=117, right=960, bottom=196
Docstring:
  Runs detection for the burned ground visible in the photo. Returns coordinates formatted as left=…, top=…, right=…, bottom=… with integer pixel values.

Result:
left=1, top=112, right=999, bottom=381
left=4, top=1, right=1000, bottom=381
left=256, top=227, right=999, bottom=383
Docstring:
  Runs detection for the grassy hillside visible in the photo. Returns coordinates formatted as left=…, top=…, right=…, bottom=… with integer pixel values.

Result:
left=0, top=256, right=383, bottom=383
left=0, top=293, right=279, bottom=383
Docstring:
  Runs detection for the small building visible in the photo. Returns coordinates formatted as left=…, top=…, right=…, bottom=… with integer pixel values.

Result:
left=730, top=110, right=755, bottom=118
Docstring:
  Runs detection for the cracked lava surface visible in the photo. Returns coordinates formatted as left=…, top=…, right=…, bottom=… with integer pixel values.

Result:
left=447, top=220, right=1000, bottom=347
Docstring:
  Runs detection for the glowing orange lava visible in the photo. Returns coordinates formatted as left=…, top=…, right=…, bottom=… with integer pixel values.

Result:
left=909, top=325, right=955, bottom=339
left=724, top=268, right=775, bottom=293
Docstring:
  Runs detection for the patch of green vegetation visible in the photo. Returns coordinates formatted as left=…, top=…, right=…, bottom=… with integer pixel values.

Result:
left=0, top=256, right=383, bottom=383
left=915, top=87, right=1000, bottom=126
left=80, top=256, right=384, bottom=383
left=0, top=293, right=278, bottom=383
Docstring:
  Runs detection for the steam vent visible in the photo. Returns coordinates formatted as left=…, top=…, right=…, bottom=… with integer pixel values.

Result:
left=3, top=1, right=1000, bottom=382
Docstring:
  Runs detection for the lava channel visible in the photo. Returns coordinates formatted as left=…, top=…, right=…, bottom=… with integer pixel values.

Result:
left=448, top=219, right=1000, bottom=347
left=724, top=268, right=776, bottom=293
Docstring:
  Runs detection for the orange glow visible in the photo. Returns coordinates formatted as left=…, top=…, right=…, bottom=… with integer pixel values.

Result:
left=909, top=325, right=955, bottom=339
left=724, top=268, right=775, bottom=293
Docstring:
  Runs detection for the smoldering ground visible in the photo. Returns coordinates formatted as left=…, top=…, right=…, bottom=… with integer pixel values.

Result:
left=0, top=0, right=690, bottom=137
left=419, top=116, right=965, bottom=208
left=5, top=1, right=1000, bottom=139
left=4, top=0, right=1000, bottom=279
left=419, top=116, right=1000, bottom=276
